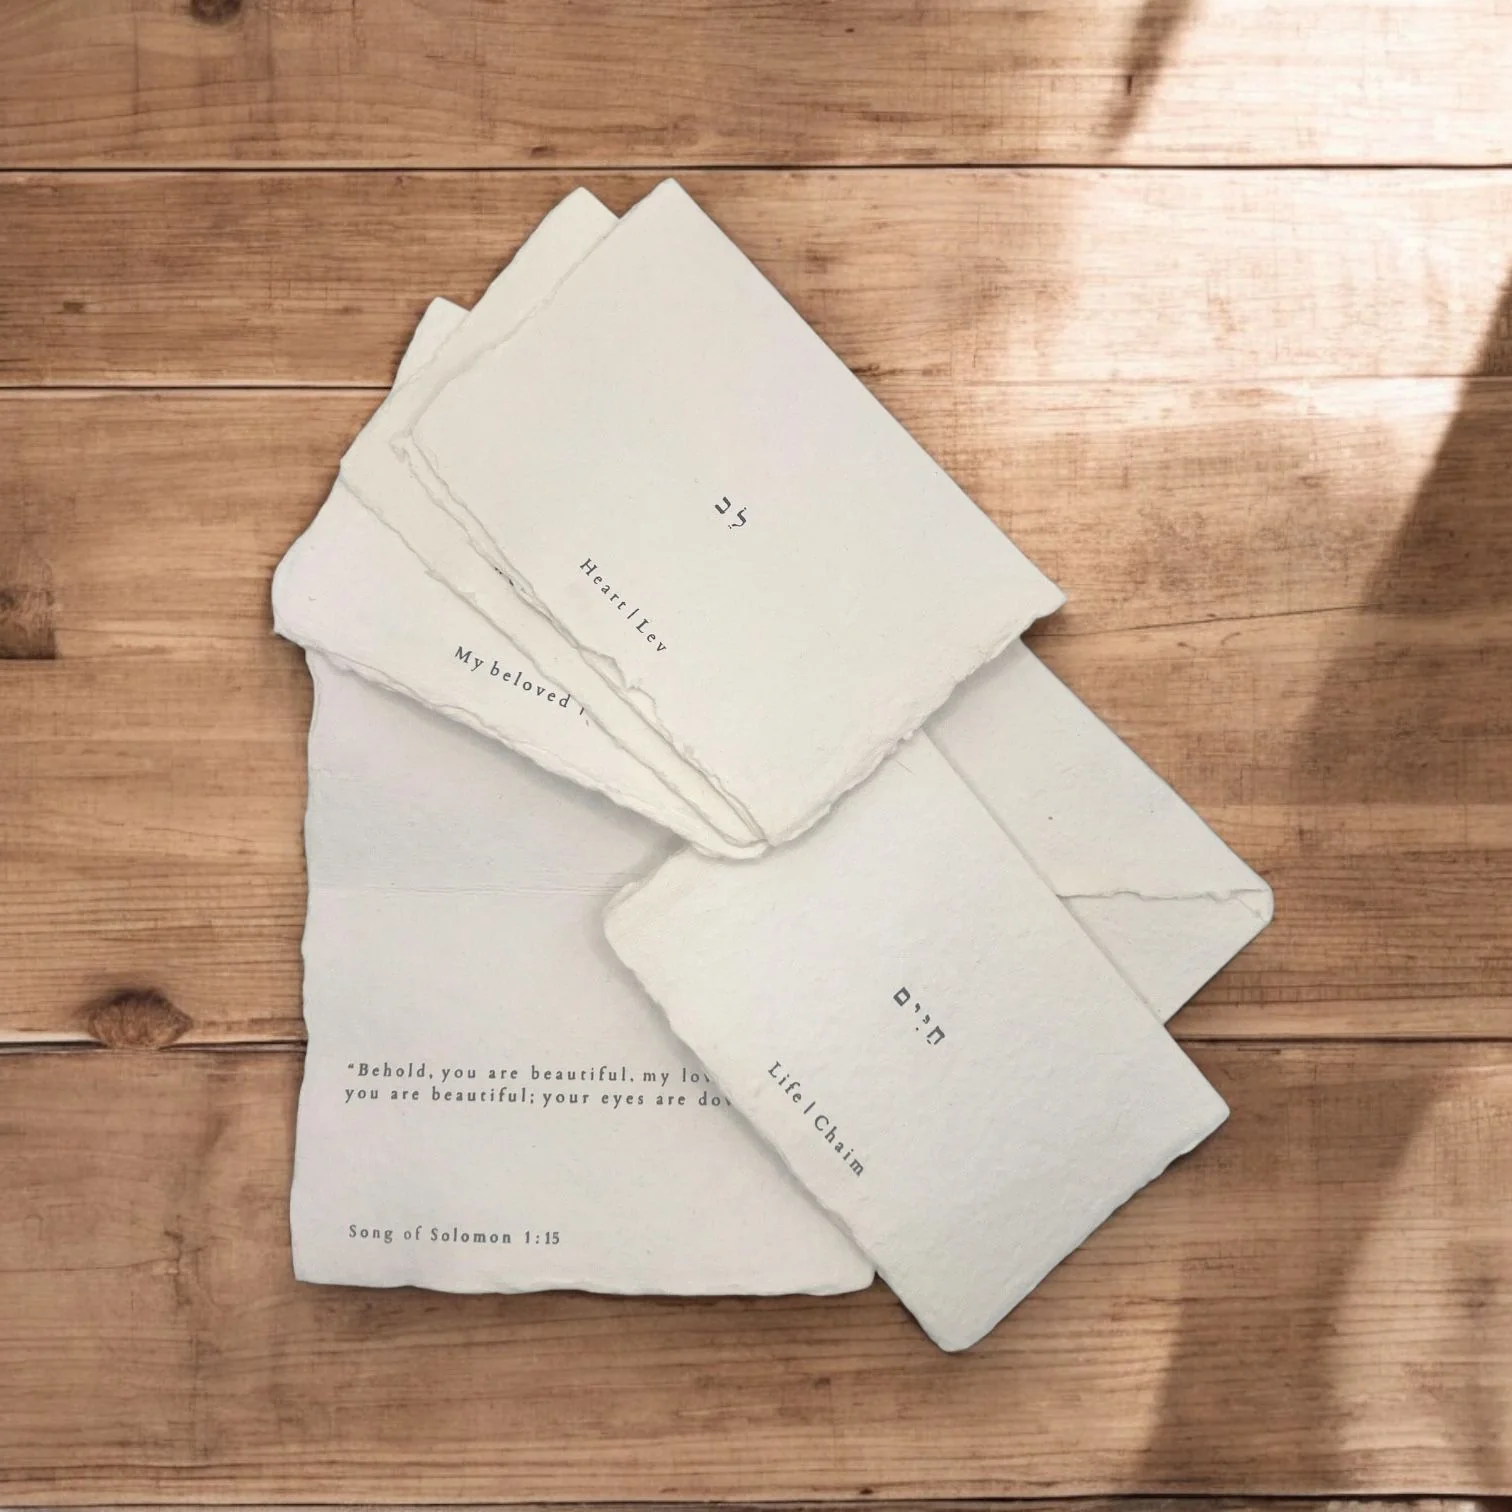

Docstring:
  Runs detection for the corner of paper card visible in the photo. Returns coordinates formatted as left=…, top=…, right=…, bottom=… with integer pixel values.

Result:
left=557, top=185, right=612, bottom=217
left=1241, top=878, right=1275, bottom=926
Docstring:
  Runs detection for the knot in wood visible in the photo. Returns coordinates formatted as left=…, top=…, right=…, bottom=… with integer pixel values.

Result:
left=85, top=989, right=192, bottom=1049
left=0, top=584, right=57, bottom=661
left=189, top=0, right=242, bottom=22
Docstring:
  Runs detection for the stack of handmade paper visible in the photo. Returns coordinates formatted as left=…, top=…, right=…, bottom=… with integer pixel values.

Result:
left=272, top=181, right=1272, bottom=1352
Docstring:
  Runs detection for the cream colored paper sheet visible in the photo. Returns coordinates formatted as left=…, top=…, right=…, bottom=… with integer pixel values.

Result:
left=290, top=653, right=871, bottom=1295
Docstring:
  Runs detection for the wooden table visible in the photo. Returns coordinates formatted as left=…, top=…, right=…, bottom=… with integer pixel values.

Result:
left=3, top=1, right=1511, bottom=1505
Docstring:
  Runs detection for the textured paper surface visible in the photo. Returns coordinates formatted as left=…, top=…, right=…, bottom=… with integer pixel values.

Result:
left=928, top=642, right=1273, bottom=1020
left=289, top=654, right=871, bottom=1295
left=605, top=736, right=1229, bottom=1349
left=274, top=300, right=731, bottom=845
left=411, top=178, right=1065, bottom=847
left=335, top=191, right=762, bottom=856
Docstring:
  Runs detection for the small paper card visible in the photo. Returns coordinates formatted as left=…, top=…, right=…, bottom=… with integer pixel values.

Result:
left=289, top=653, right=871, bottom=1295
left=409, top=178, right=1065, bottom=848
left=605, top=735, right=1229, bottom=1348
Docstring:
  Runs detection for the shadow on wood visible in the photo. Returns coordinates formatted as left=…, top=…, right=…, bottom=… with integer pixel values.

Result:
left=1101, top=0, right=1196, bottom=148
left=1138, top=277, right=1512, bottom=1490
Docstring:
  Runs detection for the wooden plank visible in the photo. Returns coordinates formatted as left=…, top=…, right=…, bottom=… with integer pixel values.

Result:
left=3, top=170, right=1510, bottom=387
left=1, top=1044, right=1509, bottom=1501
left=4, top=380, right=1510, bottom=1044
left=28, top=1504, right=1499, bottom=1512
left=2, top=0, right=1510, bottom=168
left=7, top=377, right=1511, bottom=651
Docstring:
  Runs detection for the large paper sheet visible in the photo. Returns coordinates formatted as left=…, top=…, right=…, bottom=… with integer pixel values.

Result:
left=290, top=654, right=871, bottom=1295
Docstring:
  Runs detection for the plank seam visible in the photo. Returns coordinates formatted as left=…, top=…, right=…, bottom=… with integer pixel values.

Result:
left=4, top=161, right=1512, bottom=173
left=7, top=376, right=1512, bottom=394
left=6, top=1036, right=1512, bottom=1056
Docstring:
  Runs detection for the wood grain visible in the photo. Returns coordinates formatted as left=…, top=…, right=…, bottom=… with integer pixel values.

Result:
left=31, top=1506, right=1499, bottom=1512
left=2, top=0, right=1510, bottom=168
left=8, top=378, right=1510, bottom=651
left=2, top=1044, right=1509, bottom=1502
left=4, top=170, right=1510, bottom=387
left=3, top=0, right=1509, bottom=1497
left=3, top=381, right=1509, bottom=1044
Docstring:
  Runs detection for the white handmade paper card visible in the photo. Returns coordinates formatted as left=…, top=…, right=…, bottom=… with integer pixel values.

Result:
left=289, top=653, right=871, bottom=1295
left=605, top=736, right=1229, bottom=1348
left=409, top=178, right=1066, bottom=848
